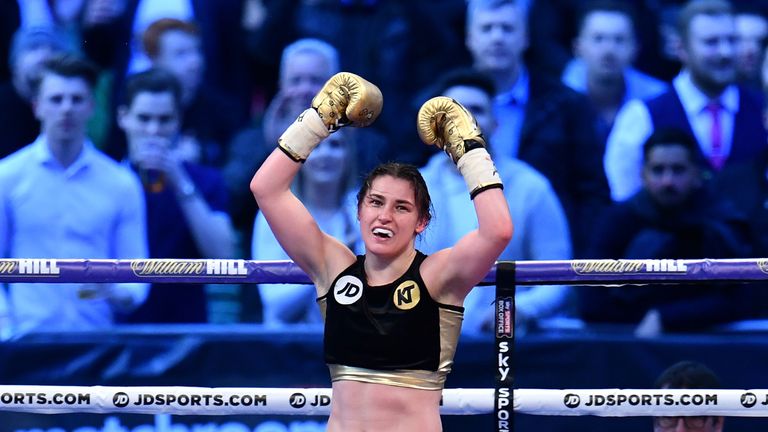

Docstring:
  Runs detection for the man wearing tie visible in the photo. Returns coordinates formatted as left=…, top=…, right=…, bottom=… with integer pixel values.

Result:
left=604, top=0, right=767, bottom=221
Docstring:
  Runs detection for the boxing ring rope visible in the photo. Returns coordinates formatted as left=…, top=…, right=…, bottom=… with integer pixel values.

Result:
left=1, top=257, right=766, bottom=285
left=1, top=257, right=768, bottom=419
left=3, top=386, right=768, bottom=417
left=0, top=386, right=487, bottom=416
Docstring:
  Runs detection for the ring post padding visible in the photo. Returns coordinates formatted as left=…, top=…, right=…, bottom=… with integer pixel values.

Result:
left=495, top=261, right=516, bottom=431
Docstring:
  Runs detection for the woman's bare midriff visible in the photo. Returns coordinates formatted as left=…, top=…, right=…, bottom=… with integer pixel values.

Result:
left=327, top=380, right=443, bottom=432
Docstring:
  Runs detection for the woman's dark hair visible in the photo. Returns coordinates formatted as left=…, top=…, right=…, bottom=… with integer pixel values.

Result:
left=357, top=162, right=433, bottom=226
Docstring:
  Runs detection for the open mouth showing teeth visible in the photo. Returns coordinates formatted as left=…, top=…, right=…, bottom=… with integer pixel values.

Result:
left=372, top=228, right=393, bottom=238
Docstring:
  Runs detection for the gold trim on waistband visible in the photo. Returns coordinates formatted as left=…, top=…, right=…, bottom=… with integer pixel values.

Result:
left=328, top=364, right=445, bottom=391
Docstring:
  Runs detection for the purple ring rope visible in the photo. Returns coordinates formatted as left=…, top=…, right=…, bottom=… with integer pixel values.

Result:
left=0, top=258, right=765, bottom=285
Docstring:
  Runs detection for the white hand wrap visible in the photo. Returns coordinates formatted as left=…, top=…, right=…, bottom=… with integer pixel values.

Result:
left=456, top=148, right=503, bottom=199
left=277, top=108, right=331, bottom=162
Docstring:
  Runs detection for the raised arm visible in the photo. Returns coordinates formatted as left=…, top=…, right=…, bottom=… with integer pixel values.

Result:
left=250, top=73, right=383, bottom=288
left=417, top=97, right=513, bottom=305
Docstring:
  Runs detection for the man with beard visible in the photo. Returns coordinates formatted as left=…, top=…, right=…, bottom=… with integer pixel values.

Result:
left=581, top=128, right=758, bottom=337
left=604, top=0, right=768, bottom=226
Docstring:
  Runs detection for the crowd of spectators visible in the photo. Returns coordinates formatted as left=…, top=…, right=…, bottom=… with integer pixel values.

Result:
left=2, top=0, right=768, bottom=338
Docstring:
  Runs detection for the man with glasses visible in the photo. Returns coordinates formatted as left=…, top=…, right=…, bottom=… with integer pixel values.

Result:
left=653, top=361, right=724, bottom=431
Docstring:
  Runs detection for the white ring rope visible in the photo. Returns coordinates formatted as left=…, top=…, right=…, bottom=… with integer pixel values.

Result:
left=0, top=386, right=491, bottom=416
left=516, top=389, right=768, bottom=417
left=3, top=387, right=768, bottom=417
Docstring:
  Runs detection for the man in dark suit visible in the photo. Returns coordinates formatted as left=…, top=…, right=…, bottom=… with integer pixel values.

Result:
left=465, top=0, right=611, bottom=256
left=582, top=129, right=758, bottom=337
left=605, top=0, right=768, bottom=250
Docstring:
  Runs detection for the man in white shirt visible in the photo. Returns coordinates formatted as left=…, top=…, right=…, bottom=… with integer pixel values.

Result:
left=0, top=54, right=149, bottom=336
left=418, top=69, right=573, bottom=335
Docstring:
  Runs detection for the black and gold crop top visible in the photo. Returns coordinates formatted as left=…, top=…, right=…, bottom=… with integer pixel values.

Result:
left=317, top=251, right=464, bottom=390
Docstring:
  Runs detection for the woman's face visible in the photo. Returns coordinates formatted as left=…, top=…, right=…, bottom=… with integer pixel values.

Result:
left=303, top=134, right=348, bottom=186
left=357, top=175, right=427, bottom=257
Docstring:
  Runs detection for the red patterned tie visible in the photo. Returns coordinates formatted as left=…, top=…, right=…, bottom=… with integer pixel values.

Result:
left=706, top=102, right=725, bottom=170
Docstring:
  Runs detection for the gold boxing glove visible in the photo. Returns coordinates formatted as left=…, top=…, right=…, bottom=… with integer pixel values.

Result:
left=417, top=96, right=502, bottom=198
left=279, top=72, right=383, bottom=163
left=417, top=96, right=486, bottom=163
left=312, top=72, right=383, bottom=130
